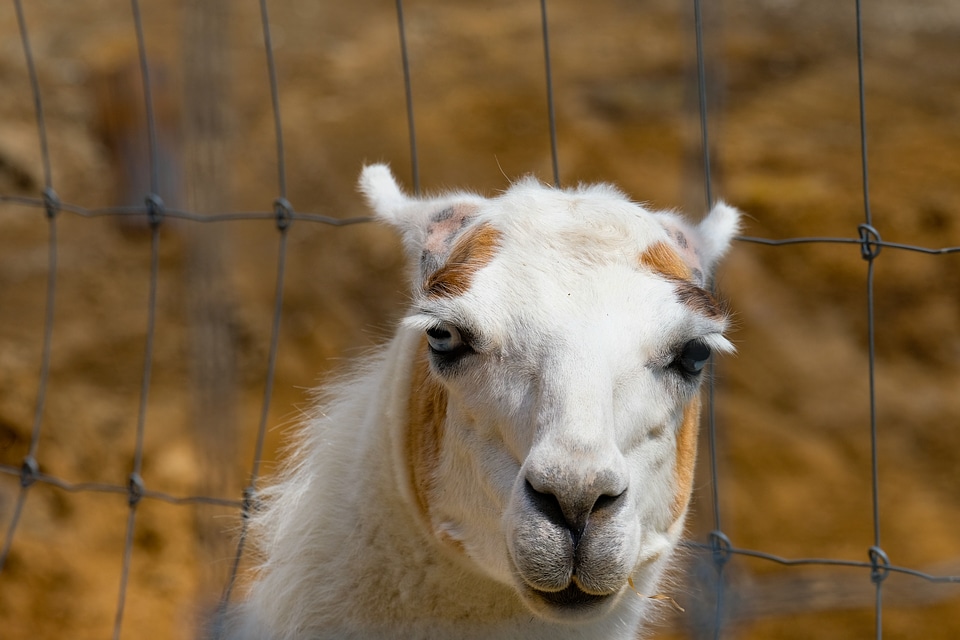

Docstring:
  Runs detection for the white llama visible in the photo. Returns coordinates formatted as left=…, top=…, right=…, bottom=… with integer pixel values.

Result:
left=224, top=164, right=740, bottom=639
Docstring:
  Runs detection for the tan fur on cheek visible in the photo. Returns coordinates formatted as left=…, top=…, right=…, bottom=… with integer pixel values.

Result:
left=671, top=394, right=702, bottom=521
left=426, top=223, right=502, bottom=298
left=407, top=340, right=448, bottom=526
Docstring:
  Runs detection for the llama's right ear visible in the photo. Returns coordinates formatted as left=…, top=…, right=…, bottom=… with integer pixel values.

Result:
left=358, top=164, right=486, bottom=290
left=359, top=163, right=436, bottom=257
left=358, top=163, right=409, bottom=225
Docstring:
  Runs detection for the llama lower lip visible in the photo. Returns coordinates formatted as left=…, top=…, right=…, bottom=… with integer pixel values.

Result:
left=532, top=583, right=610, bottom=609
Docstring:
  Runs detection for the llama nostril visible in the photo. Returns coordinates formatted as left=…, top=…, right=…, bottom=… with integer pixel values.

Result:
left=524, top=478, right=627, bottom=546
left=591, top=489, right=625, bottom=515
left=524, top=479, right=569, bottom=530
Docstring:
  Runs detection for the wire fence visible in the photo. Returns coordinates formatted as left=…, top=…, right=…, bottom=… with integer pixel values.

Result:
left=0, top=1, right=958, bottom=639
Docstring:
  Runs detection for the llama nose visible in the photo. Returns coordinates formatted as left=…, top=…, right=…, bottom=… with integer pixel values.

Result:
left=524, top=468, right=627, bottom=546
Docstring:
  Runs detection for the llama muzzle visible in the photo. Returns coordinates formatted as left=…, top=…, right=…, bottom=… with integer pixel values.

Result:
left=508, top=460, right=635, bottom=618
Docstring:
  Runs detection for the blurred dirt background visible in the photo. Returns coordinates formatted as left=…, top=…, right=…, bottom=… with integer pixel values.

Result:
left=1, top=0, right=959, bottom=638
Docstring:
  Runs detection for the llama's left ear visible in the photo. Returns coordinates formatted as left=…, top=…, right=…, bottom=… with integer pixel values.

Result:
left=358, top=163, right=487, bottom=290
left=695, top=201, right=741, bottom=278
left=654, top=201, right=741, bottom=286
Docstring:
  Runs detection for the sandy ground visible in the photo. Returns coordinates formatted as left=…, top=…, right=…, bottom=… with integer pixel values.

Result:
left=1, top=0, right=959, bottom=638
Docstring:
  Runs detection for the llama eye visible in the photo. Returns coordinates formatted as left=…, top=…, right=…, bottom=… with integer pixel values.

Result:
left=426, top=324, right=464, bottom=354
left=674, top=340, right=711, bottom=376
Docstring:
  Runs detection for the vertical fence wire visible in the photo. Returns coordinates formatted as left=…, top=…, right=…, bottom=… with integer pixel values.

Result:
left=692, top=0, right=718, bottom=527
left=0, top=0, right=60, bottom=574
left=111, top=1, right=165, bottom=637
left=394, top=0, right=420, bottom=195
left=11, top=0, right=52, bottom=190
left=217, top=0, right=293, bottom=617
left=112, top=223, right=161, bottom=640
left=853, top=1, right=888, bottom=637
left=693, top=0, right=714, bottom=210
left=692, top=0, right=730, bottom=637
left=260, top=0, right=288, bottom=202
left=855, top=0, right=873, bottom=232
left=539, top=0, right=561, bottom=188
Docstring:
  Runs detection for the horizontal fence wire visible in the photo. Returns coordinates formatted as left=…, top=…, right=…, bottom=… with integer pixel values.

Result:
left=0, top=194, right=372, bottom=225
left=0, top=0, right=959, bottom=639
left=0, top=464, right=241, bottom=508
left=682, top=540, right=960, bottom=586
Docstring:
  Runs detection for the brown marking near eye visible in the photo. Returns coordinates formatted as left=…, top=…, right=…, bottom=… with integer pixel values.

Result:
left=639, top=241, right=692, bottom=282
left=407, top=339, right=447, bottom=527
left=675, top=282, right=725, bottom=320
left=425, top=222, right=502, bottom=298
left=671, top=393, right=702, bottom=520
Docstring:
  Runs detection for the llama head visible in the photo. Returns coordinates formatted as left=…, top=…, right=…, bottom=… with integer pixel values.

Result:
left=359, top=164, right=739, bottom=622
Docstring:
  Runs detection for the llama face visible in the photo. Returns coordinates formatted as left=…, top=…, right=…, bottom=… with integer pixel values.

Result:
left=360, top=164, right=739, bottom=622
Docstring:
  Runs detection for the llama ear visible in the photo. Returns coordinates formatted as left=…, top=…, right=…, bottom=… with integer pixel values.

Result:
left=358, top=163, right=486, bottom=290
left=654, top=201, right=741, bottom=286
left=695, top=201, right=741, bottom=278
left=358, top=163, right=409, bottom=224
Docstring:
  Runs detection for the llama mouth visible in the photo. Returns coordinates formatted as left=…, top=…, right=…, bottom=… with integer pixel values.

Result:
left=530, top=583, right=611, bottom=610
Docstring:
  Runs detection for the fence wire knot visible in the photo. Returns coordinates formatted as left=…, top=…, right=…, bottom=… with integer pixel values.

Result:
left=19, top=456, right=39, bottom=488
left=241, top=486, right=259, bottom=521
left=868, top=545, right=891, bottom=585
left=709, top=530, right=733, bottom=569
left=145, top=193, right=164, bottom=228
left=42, top=187, right=60, bottom=219
left=858, top=223, right=882, bottom=261
left=127, top=472, right=145, bottom=507
left=273, top=198, right=293, bottom=231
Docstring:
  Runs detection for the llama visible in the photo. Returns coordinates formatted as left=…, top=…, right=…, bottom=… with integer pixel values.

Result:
left=223, top=164, right=740, bottom=639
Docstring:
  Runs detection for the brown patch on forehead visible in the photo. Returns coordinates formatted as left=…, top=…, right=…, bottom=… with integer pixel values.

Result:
left=671, top=394, right=702, bottom=521
left=639, top=241, right=724, bottom=319
left=407, top=339, right=448, bottom=527
left=639, top=241, right=692, bottom=282
left=425, top=222, right=502, bottom=298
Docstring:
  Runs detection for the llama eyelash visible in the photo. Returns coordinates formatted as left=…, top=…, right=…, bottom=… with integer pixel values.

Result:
left=404, top=313, right=488, bottom=353
left=648, top=332, right=730, bottom=371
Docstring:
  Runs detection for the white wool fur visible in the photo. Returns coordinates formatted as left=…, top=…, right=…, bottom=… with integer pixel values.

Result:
left=222, top=164, right=740, bottom=639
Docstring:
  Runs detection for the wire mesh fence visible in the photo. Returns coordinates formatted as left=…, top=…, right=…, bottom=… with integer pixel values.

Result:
left=1, top=1, right=959, bottom=638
